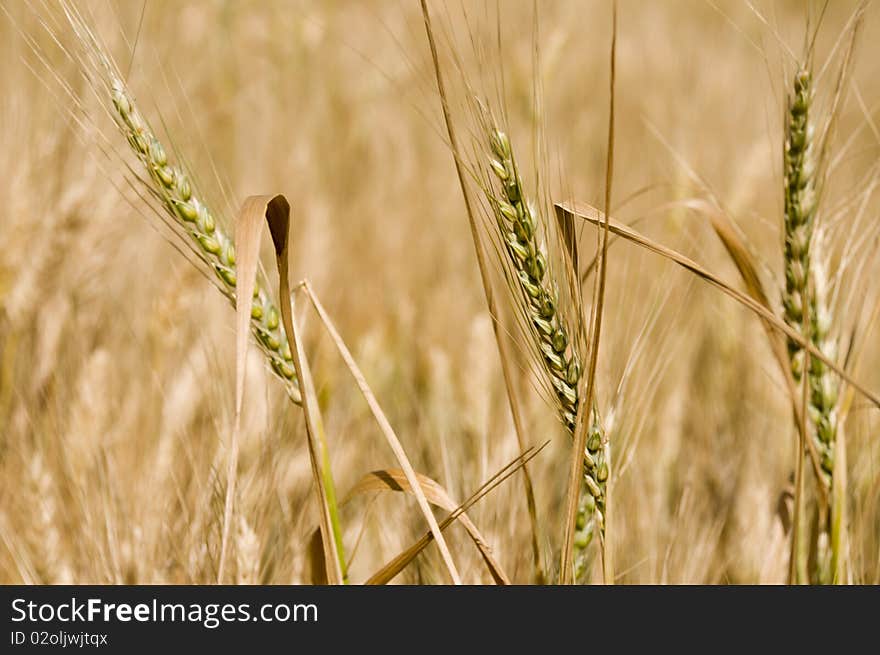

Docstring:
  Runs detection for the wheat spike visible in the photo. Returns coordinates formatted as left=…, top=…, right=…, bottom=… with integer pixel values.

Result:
left=107, top=79, right=301, bottom=404
left=782, top=68, right=837, bottom=482
left=782, top=66, right=843, bottom=583
left=783, top=70, right=818, bottom=383
left=57, top=0, right=302, bottom=403
left=484, top=126, right=608, bottom=538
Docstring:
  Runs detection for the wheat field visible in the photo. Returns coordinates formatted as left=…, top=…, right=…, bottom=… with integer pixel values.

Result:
left=1, top=0, right=878, bottom=585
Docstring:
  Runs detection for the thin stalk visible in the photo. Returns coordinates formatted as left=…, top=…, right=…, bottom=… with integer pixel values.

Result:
left=277, top=252, right=347, bottom=584
left=562, top=0, right=616, bottom=585
left=302, top=281, right=463, bottom=585
left=789, top=354, right=809, bottom=584
left=420, top=0, right=544, bottom=583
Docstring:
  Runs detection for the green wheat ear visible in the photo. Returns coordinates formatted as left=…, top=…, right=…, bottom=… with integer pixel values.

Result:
left=783, top=69, right=818, bottom=381
left=782, top=66, right=843, bottom=583
left=109, top=79, right=301, bottom=404
left=782, top=68, right=837, bottom=481
left=484, top=125, right=608, bottom=549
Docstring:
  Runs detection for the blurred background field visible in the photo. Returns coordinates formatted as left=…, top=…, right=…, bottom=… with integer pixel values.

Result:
left=0, top=0, right=878, bottom=584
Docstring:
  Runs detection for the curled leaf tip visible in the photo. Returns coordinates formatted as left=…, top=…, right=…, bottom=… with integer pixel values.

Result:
left=266, top=194, right=291, bottom=257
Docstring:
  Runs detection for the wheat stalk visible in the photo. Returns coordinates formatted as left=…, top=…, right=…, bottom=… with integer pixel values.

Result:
left=783, top=70, right=838, bottom=475
left=782, top=67, right=841, bottom=582
left=109, top=80, right=301, bottom=404
left=483, top=125, right=608, bottom=545
left=53, top=3, right=301, bottom=405
left=782, top=68, right=838, bottom=477
left=783, top=71, right=819, bottom=391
